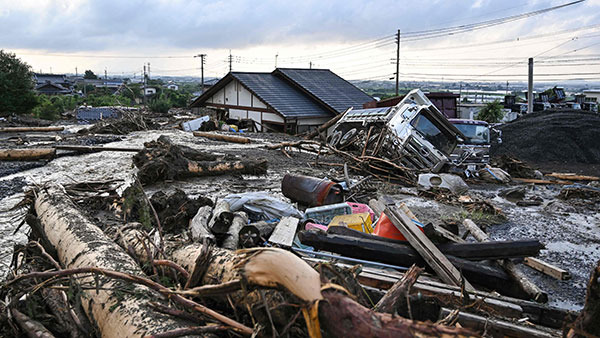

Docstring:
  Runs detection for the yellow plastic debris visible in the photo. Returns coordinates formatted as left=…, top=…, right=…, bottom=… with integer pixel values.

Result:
left=328, top=212, right=373, bottom=233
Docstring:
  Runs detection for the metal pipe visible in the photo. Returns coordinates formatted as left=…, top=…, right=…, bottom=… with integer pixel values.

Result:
left=293, top=247, right=409, bottom=271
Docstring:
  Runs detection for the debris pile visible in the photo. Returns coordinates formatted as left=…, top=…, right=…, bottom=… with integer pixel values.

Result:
left=1, top=102, right=600, bottom=338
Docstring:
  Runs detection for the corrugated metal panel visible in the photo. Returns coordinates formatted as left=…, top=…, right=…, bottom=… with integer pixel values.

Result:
left=275, top=68, right=373, bottom=113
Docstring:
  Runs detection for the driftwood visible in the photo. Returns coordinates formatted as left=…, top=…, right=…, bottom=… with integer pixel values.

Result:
left=0, top=148, right=56, bottom=161
left=462, top=219, right=548, bottom=303
left=193, top=131, right=251, bottom=144
left=373, top=265, right=424, bottom=313
left=304, top=110, right=348, bottom=140
left=221, top=212, right=248, bottom=250
left=239, top=221, right=277, bottom=248
left=55, top=145, right=142, bottom=153
left=133, top=135, right=267, bottom=184
left=207, top=200, right=234, bottom=235
left=319, top=291, right=477, bottom=337
left=0, top=126, right=64, bottom=133
left=11, top=308, right=56, bottom=338
left=33, top=184, right=210, bottom=337
left=189, top=205, right=214, bottom=242
left=439, top=308, right=559, bottom=338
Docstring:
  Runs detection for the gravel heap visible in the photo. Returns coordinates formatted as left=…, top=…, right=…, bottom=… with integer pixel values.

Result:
left=491, top=109, right=600, bottom=165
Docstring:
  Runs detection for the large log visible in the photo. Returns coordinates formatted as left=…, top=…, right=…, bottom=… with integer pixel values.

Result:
left=221, top=212, right=248, bottom=250
left=189, top=205, right=214, bottom=242
left=0, top=126, right=64, bottom=133
left=0, top=148, right=55, bottom=161
left=34, top=184, right=197, bottom=338
left=303, top=109, right=349, bottom=140
left=298, top=230, right=525, bottom=296
left=462, top=219, right=548, bottom=303
left=193, top=131, right=251, bottom=144
left=324, top=226, right=543, bottom=260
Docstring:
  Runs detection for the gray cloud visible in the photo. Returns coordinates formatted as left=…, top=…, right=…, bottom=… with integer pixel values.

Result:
left=2, top=0, right=597, bottom=52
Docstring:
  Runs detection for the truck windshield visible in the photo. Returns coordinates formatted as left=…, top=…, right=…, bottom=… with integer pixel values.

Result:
left=453, top=123, right=490, bottom=145
left=410, top=111, right=455, bottom=155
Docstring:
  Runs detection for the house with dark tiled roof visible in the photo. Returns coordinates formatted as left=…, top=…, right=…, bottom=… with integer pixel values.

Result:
left=189, top=68, right=373, bottom=133
left=33, top=73, right=73, bottom=95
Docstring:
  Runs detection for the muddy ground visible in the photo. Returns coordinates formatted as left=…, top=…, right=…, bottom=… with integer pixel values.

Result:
left=1, top=118, right=599, bottom=312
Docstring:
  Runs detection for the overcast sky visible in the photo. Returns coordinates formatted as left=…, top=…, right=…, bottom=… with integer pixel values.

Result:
left=1, top=0, right=599, bottom=82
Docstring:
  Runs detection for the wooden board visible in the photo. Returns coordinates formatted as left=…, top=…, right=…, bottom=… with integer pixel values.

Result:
left=513, top=178, right=572, bottom=185
left=524, top=257, right=571, bottom=280
left=384, top=206, right=475, bottom=291
left=268, top=216, right=299, bottom=248
left=547, top=173, right=599, bottom=181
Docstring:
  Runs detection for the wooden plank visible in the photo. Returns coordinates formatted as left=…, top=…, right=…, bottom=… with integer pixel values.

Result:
left=514, top=178, right=572, bottom=185
left=368, top=199, right=386, bottom=216
left=384, top=206, right=475, bottom=291
left=547, top=173, right=599, bottom=181
left=55, top=145, right=142, bottom=153
left=267, top=216, right=299, bottom=248
left=524, top=257, right=571, bottom=280
left=463, top=219, right=548, bottom=303
left=423, top=223, right=465, bottom=244
left=440, top=308, right=559, bottom=338
left=398, top=203, right=419, bottom=222
left=0, top=126, right=64, bottom=133
left=193, top=131, right=251, bottom=144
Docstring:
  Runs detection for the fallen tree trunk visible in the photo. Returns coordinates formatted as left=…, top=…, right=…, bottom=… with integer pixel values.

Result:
left=189, top=205, right=214, bottom=243
left=462, top=219, right=548, bottom=303
left=319, top=291, right=477, bottom=337
left=0, top=148, right=56, bottom=161
left=373, top=265, right=423, bottom=313
left=11, top=308, right=56, bottom=338
left=298, top=230, right=522, bottom=296
left=55, top=145, right=142, bottom=153
left=0, top=126, right=64, bottom=133
left=303, top=109, right=348, bottom=140
left=193, top=131, right=251, bottom=144
left=33, top=184, right=202, bottom=338
left=221, top=212, right=248, bottom=250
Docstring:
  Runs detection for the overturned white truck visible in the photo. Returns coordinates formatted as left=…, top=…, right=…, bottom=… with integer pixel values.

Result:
left=328, top=89, right=465, bottom=173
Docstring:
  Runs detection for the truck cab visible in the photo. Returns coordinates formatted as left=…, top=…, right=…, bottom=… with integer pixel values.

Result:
left=329, top=89, right=464, bottom=172
left=448, top=119, right=492, bottom=171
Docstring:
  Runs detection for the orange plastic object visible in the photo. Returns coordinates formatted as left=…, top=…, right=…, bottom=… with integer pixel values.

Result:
left=374, top=212, right=424, bottom=241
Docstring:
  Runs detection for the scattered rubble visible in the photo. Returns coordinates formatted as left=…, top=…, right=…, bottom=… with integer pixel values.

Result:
left=1, top=105, right=599, bottom=338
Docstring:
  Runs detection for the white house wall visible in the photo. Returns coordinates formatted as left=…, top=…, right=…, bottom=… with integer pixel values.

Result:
left=248, top=111, right=262, bottom=131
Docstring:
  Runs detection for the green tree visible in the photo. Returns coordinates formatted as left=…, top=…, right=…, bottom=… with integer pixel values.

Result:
left=149, top=95, right=171, bottom=114
left=477, top=100, right=504, bottom=123
left=0, top=50, right=38, bottom=116
left=83, top=70, right=98, bottom=79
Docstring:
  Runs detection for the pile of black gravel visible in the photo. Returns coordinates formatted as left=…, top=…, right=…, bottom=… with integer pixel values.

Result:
left=490, top=109, right=600, bottom=165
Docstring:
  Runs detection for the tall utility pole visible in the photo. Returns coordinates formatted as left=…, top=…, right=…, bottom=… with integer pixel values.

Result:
left=527, top=57, right=533, bottom=115
left=147, top=62, right=151, bottom=79
left=75, top=67, right=78, bottom=77
left=275, top=53, right=279, bottom=69
left=228, top=50, right=233, bottom=72
left=395, top=29, right=400, bottom=97
left=194, top=54, right=207, bottom=93
left=309, top=61, right=312, bottom=69
left=143, top=65, right=147, bottom=106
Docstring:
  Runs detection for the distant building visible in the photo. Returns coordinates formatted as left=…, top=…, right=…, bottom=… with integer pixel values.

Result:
left=166, top=82, right=179, bottom=91
left=583, top=89, right=600, bottom=102
left=363, top=92, right=460, bottom=118
left=189, top=68, right=373, bottom=133
left=33, top=73, right=73, bottom=95
left=144, top=87, right=157, bottom=96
